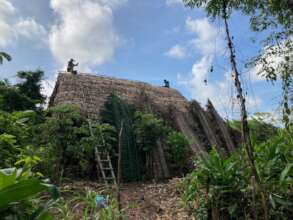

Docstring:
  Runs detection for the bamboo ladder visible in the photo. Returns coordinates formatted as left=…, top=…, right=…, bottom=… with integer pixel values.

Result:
left=87, top=119, right=117, bottom=185
left=78, top=77, right=116, bottom=185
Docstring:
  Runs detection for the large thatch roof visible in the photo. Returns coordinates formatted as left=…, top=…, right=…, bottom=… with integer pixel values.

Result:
left=49, top=72, right=189, bottom=119
left=50, top=72, right=238, bottom=155
left=49, top=72, right=239, bottom=180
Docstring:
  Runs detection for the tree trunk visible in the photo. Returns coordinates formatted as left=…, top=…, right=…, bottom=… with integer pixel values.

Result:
left=222, top=3, right=268, bottom=219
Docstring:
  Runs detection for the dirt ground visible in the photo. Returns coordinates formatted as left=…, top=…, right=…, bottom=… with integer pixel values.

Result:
left=61, top=178, right=194, bottom=220
left=119, top=178, right=193, bottom=220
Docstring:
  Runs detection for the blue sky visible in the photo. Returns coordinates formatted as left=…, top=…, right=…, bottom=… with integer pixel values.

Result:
left=0, top=0, right=283, bottom=121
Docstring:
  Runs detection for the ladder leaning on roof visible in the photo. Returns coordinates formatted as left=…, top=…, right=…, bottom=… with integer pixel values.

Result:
left=87, top=119, right=117, bottom=185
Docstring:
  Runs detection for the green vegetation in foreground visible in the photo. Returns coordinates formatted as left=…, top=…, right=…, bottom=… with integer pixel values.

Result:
left=180, top=130, right=293, bottom=219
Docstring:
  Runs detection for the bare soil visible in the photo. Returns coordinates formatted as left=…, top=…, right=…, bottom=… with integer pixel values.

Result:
left=61, top=178, right=194, bottom=220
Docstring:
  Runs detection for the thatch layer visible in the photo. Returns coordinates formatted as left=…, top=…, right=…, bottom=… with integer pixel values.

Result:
left=50, top=73, right=189, bottom=119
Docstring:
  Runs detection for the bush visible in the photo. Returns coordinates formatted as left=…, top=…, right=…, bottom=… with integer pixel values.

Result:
left=166, top=131, right=191, bottom=169
left=180, top=130, right=293, bottom=219
left=180, top=148, right=248, bottom=219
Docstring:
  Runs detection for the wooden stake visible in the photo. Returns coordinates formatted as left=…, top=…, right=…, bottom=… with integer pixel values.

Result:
left=117, top=120, right=124, bottom=213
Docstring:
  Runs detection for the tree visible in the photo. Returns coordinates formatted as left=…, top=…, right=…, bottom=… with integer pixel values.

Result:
left=242, top=0, right=293, bottom=129
left=166, top=131, right=191, bottom=172
left=184, top=0, right=268, bottom=218
left=134, top=111, right=168, bottom=178
left=40, top=104, right=84, bottom=183
left=0, top=81, right=35, bottom=112
left=16, top=70, right=45, bottom=104
left=0, top=69, right=46, bottom=112
left=0, top=52, right=11, bottom=65
left=229, top=115, right=279, bottom=145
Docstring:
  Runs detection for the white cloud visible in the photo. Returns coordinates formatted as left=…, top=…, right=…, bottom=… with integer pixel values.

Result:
left=186, top=17, right=224, bottom=56
left=178, top=17, right=262, bottom=117
left=166, top=0, right=183, bottom=6
left=16, top=18, right=47, bottom=40
left=165, top=44, right=187, bottom=59
left=0, top=0, right=15, bottom=18
left=49, top=0, right=125, bottom=71
left=0, top=0, right=46, bottom=47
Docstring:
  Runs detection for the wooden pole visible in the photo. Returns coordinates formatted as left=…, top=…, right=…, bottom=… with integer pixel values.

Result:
left=117, top=120, right=124, bottom=213
left=222, top=2, right=268, bottom=219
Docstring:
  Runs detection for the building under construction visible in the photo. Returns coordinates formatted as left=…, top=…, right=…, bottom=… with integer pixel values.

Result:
left=49, top=72, right=239, bottom=181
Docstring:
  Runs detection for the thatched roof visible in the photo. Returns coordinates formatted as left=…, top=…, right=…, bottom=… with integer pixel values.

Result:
left=49, top=72, right=189, bottom=119
left=50, top=72, right=238, bottom=155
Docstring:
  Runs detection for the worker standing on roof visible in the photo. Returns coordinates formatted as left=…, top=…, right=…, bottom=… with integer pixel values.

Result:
left=163, top=79, right=170, bottom=88
left=67, top=58, right=79, bottom=74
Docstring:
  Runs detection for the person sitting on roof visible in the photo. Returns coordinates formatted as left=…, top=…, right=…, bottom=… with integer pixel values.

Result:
left=163, top=79, right=170, bottom=88
left=67, top=58, right=79, bottom=75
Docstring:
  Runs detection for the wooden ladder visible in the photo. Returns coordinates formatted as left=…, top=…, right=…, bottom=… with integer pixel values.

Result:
left=88, top=120, right=117, bottom=185
left=96, top=150, right=117, bottom=185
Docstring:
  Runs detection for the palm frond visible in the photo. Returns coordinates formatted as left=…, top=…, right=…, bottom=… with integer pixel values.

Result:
left=0, top=52, right=12, bottom=64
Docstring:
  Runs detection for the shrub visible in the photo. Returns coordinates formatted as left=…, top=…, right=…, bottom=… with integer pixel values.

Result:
left=166, top=131, right=191, bottom=169
left=180, top=130, right=293, bottom=219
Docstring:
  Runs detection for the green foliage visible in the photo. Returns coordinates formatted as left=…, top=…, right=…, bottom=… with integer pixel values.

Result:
left=52, top=188, right=127, bottom=220
left=40, top=104, right=86, bottom=181
left=184, top=0, right=241, bottom=18
left=0, top=81, right=36, bottom=112
left=0, top=167, right=59, bottom=219
left=85, top=120, right=117, bottom=153
left=180, top=130, right=293, bottom=219
left=181, top=148, right=248, bottom=219
left=134, top=111, right=168, bottom=153
left=0, top=69, right=45, bottom=112
left=0, top=52, right=11, bottom=64
left=255, top=130, right=293, bottom=217
left=39, top=104, right=118, bottom=181
left=97, top=198, right=128, bottom=220
left=229, top=115, right=279, bottom=144
left=0, top=133, right=18, bottom=168
left=166, top=131, right=191, bottom=166
left=101, top=94, right=142, bottom=181
left=0, top=110, right=42, bottom=168
left=16, top=70, right=45, bottom=104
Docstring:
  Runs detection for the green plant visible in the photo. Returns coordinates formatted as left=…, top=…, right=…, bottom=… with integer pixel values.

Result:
left=0, top=167, right=59, bottom=219
left=73, top=189, right=98, bottom=218
left=166, top=131, right=191, bottom=170
left=16, top=70, right=46, bottom=105
left=134, top=111, right=168, bottom=153
left=180, top=130, right=293, bottom=219
left=40, top=104, right=85, bottom=182
left=101, top=93, right=143, bottom=182
left=180, top=148, right=248, bottom=219
left=0, top=133, right=18, bottom=168
left=134, top=111, right=169, bottom=178
left=97, top=198, right=128, bottom=220
left=255, top=130, right=293, bottom=218
left=229, top=115, right=279, bottom=145
left=0, top=52, right=11, bottom=64
left=53, top=198, right=75, bottom=220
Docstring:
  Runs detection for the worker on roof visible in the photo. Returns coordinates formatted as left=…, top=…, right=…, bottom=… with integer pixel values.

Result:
left=163, top=79, right=170, bottom=88
left=67, top=58, right=79, bottom=75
